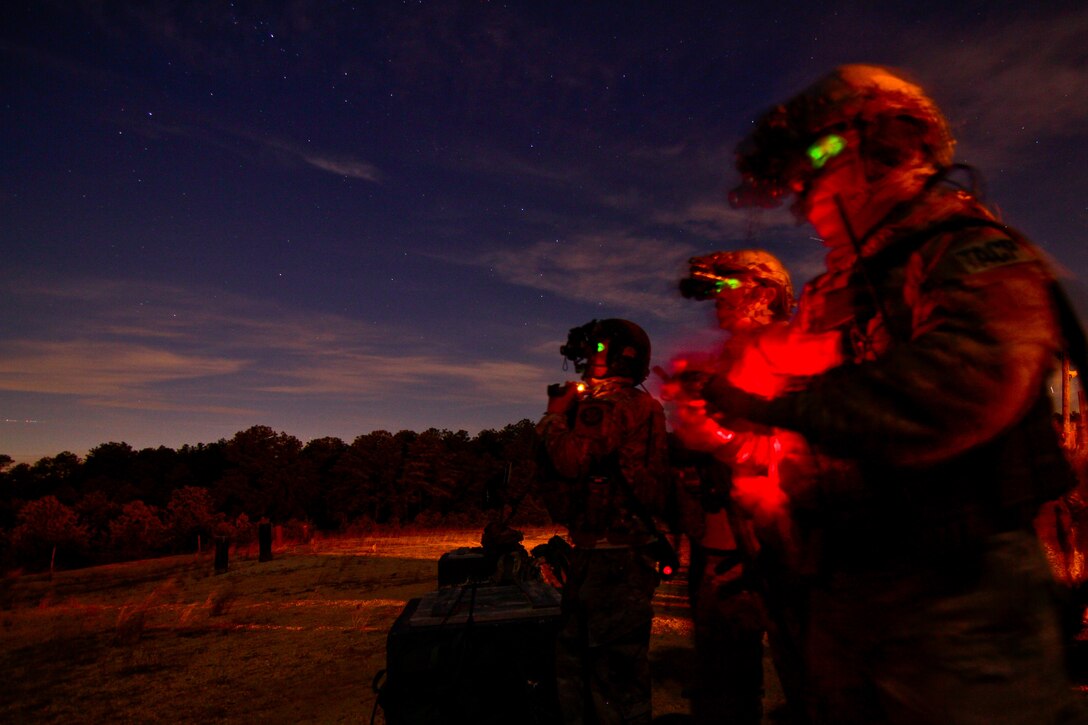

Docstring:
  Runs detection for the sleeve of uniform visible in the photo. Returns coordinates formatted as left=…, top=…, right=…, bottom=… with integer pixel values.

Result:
left=734, top=228, right=1062, bottom=467
left=535, top=412, right=592, bottom=479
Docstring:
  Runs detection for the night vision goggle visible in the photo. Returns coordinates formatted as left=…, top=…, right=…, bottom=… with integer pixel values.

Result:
left=679, top=274, right=745, bottom=300
left=730, top=124, right=850, bottom=209
left=559, top=321, right=608, bottom=375
left=807, top=133, right=846, bottom=169
left=680, top=256, right=753, bottom=300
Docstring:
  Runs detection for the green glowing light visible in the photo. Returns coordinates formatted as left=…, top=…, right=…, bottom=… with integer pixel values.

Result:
left=714, top=277, right=743, bottom=293
left=807, top=133, right=846, bottom=169
left=597, top=342, right=606, bottom=353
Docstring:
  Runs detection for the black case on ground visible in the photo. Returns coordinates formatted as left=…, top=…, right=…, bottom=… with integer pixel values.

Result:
left=381, top=581, right=563, bottom=724
left=436, top=546, right=493, bottom=587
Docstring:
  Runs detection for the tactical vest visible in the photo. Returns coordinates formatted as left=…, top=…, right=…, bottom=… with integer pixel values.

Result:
left=813, top=215, right=1081, bottom=560
left=538, top=395, right=660, bottom=547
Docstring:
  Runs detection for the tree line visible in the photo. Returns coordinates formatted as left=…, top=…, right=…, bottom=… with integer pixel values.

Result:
left=0, top=421, right=546, bottom=572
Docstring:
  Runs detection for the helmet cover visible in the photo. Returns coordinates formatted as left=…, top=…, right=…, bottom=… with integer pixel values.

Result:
left=681, top=249, right=794, bottom=318
left=730, top=65, right=955, bottom=209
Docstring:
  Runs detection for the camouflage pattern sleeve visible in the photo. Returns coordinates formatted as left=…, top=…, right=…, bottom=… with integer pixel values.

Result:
left=536, top=412, right=591, bottom=480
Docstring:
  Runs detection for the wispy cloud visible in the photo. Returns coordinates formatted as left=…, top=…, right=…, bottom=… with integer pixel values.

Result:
left=262, top=355, right=544, bottom=402
left=651, top=197, right=797, bottom=241
left=902, top=8, right=1088, bottom=164
left=258, top=134, right=382, bottom=182
left=0, top=341, right=245, bottom=396
left=298, top=153, right=382, bottom=182
left=114, top=111, right=384, bottom=183
left=0, top=277, right=549, bottom=415
left=480, top=233, right=698, bottom=319
left=217, top=125, right=384, bottom=183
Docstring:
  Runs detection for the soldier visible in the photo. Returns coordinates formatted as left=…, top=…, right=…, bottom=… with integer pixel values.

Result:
left=537, top=318, right=671, bottom=725
left=667, top=250, right=796, bottom=724
left=686, top=64, right=1087, bottom=723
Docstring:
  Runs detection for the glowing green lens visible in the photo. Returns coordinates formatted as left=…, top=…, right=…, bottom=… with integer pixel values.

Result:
left=596, top=342, right=606, bottom=353
left=714, top=278, right=742, bottom=293
left=808, top=134, right=846, bottom=169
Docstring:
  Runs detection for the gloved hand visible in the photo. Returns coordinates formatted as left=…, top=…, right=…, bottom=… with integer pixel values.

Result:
left=546, top=382, right=580, bottom=415
left=670, top=398, right=738, bottom=453
left=731, top=473, right=788, bottom=524
left=657, top=359, right=729, bottom=450
left=655, top=354, right=716, bottom=403
left=726, top=326, right=843, bottom=397
left=702, top=373, right=763, bottom=420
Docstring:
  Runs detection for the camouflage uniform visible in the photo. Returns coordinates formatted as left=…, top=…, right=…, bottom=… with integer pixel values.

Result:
left=708, top=186, right=1086, bottom=723
left=538, top=378, right=670, bottom=725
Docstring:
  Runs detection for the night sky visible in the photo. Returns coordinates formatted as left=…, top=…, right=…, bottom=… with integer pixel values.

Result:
left=2, top=2, right=1087, bottom=464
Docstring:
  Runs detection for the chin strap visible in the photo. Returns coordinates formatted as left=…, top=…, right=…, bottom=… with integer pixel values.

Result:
left=834, top=192, right=906, bottom=343
left=830, top=168, right=956, bottom=343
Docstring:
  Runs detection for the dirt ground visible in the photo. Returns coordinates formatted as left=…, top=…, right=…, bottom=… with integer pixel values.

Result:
left=3, top=528, right=777, bottom=723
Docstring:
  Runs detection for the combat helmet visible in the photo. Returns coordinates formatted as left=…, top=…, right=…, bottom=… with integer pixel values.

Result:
left=680, top=249, right=794, bottom=319
left=560, top=318, right=652, bottom=384
left=729, top=64, right=955, bottom=209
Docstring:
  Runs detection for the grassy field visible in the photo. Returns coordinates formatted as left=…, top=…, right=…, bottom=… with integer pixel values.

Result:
left=0, top=528, right=738, bottom=723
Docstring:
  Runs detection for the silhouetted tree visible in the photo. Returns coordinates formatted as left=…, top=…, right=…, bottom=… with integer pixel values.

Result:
left=0, top=415, right=550, bottom=571
left=26, top=452, right=82, bottom=505
left=216, top=426, right=305, bottom=521
left=10, top=495, right=90, bottom=570
left=299, top=437, right=346, bottom=528
left=82, top=442, right=141, bottom=505
left=494, top=419, right=547, bottom=524
left=177, top=441, right=229, bottom=492
left=0, top=458, right=27, bottom=530
left=331, top=430, right=407, bottom=525
left=131, top=445, right=192, bottom=506
left=166, top=486, right=221, bottom=552
left=224, top=511, right=256, bottom=545
left=109, top=500, right=168, bottom=557
left=75, top=490, right=121, bottom=555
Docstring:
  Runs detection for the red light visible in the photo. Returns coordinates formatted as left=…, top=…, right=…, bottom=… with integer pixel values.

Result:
left=726, top=327, right=844, bottom=397
left=661, top=565, right=673, bottom=576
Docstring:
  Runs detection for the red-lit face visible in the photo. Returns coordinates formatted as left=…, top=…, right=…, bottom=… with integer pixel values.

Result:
left=713, top=273, right=777, bottom=333
left=793, top=129, right=935, bottom=250
left=792, top=141, right=871, bottom=247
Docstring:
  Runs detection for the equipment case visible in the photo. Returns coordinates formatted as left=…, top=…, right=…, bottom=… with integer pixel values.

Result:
left=380, top=581, right=563, bottom=724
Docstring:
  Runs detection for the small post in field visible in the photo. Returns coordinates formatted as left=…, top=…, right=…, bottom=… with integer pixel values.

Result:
left=258, top=521, right=273, bottom=562
left=214, top=536, right=230, bottom=573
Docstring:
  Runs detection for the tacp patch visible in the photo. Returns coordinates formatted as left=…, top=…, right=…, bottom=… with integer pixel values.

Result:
left=949, top=236, right=1034, bottom=275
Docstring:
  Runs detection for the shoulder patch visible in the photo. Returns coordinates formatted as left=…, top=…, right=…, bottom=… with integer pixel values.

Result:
left=946, top=235, right=1035, bottom=275
left=578, top=402, right=604, bottom=426
left=576, top=402, right=608, bottom=429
